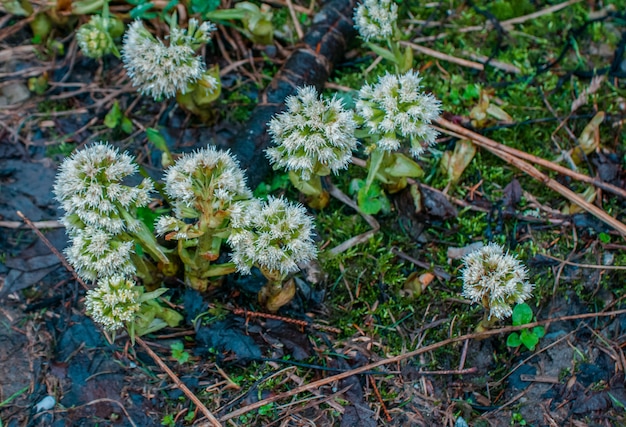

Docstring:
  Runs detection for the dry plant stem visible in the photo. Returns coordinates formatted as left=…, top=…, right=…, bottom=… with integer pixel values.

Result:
left=456, top=0, right=583, bottom=34
left=400, top=41, right=484, bottom=71
left=325, top=179, right=380, bottom=255
left=460, top=51, right=521, bottom=74
left=220, top=308, right=626, bottom=422
left=369, top=375, right=392, bottom=422
left=285, top=0, right=304, bottom=40
left=541, top=253, right=626, bottom=270
left=434, top=118, right=626, bottom=200
left=0, top=219, right=63, bottom=229
left=16, top=210, right=89, bottom=291
left=434, top=119, right=626, bottom=236
left=135, top=337, right=222, bottom=427
left=390, top=247, right=451, bottom=281
left=231, top=308, right=342, bottom=333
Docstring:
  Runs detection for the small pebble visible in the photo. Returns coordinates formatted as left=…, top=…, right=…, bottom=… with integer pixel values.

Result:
left=34, top=395, right=55, bottom=412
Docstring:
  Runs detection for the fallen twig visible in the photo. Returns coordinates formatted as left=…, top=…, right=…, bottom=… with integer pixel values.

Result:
left=231, top=308, right=342, bottom=333
left=434, top=118, right=626, bottom=236
left=369, top=375, right=392, bottom=422
left=400, top=41, right=484, bottom=71
left=0, top=219, right=64, bottom=229
left=136, top=337, right=222, bottom=427
left=16, top=210, right=89, bottom=291
left=434, top=118, right=626, bottom=200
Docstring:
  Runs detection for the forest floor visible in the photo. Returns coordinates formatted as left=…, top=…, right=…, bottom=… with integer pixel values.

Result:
left=1, top=0, right=626, bottom=426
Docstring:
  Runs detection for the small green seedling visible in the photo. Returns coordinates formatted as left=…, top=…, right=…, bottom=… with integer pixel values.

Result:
left=170, top=341, right=191, bottom=365
left=506, top=303, right=545, bottom=351
left=349, top=178, right=390, bottom=215
left=104, top=101, right=133, bottom=134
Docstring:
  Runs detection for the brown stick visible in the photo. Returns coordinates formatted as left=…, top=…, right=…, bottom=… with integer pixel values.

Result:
left=434, top=118, right=626, bottom=200
left=16, top=210, right=89, bottom=291
left=400, top=41, right=485, bottom=71
left=369, top=375, right=392, bottom=422
left=135, top=337, right=222, bottom=427
left=434, top=119, right=626, bottom=236
left=219, top=308, right=626, bottom=422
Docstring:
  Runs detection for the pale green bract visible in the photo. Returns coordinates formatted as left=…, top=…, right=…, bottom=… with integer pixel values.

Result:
left=76, top=15, right=116, bottom=58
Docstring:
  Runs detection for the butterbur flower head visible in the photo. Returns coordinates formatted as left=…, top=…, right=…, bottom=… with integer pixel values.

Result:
left=163, top=147, right=251, bottom=222
left=460, top=243, right=534, bottom=320
left=76, top=15, right=116, bottom=58
left=354, top=0, right=398, bottom=42
left=53, top=142, right=153, bottom=234
left=169, top=19, right=216, bottom=50
left=122, top=19, right=215, bottom=99
left=356, top=71, right=441, bottom=157
left=266, top=86, right=358, bottom=181
left=85, top=275, right=141, bottom=331
left=228, top=197, right=318, bottom=276
left=65, top=226, right=135, bottom=281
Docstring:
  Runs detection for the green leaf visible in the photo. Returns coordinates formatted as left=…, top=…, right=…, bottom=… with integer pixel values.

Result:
left=532, top=326, right=545, bottom=338
left=171, top=341, right=190, bottom=364
left=598, top=232, right=611, bottom=244
left=146, top=128, right=168, bottom=152
left=506, top=332, right=521, bottom=348
left=520, top=329, right=539, bottom=351
left=357, top=182, right=385, bottom=215
left=136, top=206, right=159, bottom=232
left=130, top=3, right=156, bottom=19
left=104, top=101, right=122, bottom=129
left=121, top=116, right=133, bottom=134
left=511, top=303, right=533, bottom=326
left=191, top=0, right=220, bottom=15
left=163, top=0, right=179, bottom=13
left=366, top=43, right=398, bottom=64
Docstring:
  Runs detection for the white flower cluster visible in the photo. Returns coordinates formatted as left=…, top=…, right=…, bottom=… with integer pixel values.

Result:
left=76, top=15, right=116, bottom=58
left=53, top=143, right=152, bottom=281
left=228, top=197, right=318, bottom=276
left=356, top=71, right=441, bottom=157
left=54, top=143, right=152, bottom=234
left=65, top=226, right=135, bottom=281
left=162, top=146, right=252, bottom=222
left=353, top=0, right=398, bottom=42
left=122, top=19, right=216, bottom=99
left=461, top=243, right=534, bottom=320
left=266, top=86, right=358, bottom=181
left=85, top=275, right=141, bottom=331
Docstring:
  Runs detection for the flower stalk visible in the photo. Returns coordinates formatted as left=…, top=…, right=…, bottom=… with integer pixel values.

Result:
left=157, top=147, right=252, bottom=291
